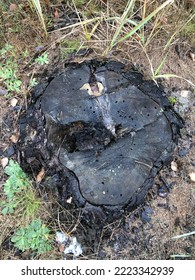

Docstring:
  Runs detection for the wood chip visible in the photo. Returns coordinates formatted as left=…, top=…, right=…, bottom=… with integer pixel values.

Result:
left=10, top=133, right=19, bottom=143
left=189, top=52, right=195, bottom=62
left=1, top=157, right=9, bottom=168
left=171, top=161, right=178, bottom=172
left=58, top=243, right=65, bottom=252
left=189, top=172, right=195, bottom=182
left=36, top=167, right=45, bottom=183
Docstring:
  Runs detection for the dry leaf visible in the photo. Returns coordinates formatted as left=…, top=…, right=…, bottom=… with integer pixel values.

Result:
left=1, top=157, right=9, bottom=168
left=10, top=97, right=18, bottom=107
left=58, top=243, right=65, bottom=252
left=189, top=172, right=195, bottom=182
left=9, top=3, right=17, bottom=11
left=36, top=167, right=45, bottom=183
left=54, top=8, right=59, bottom=18
left=10, top=133, right=19, bottom=143
left=189, top=52, right=195, bottom=62
left=171, top=161, right=177, bottom=172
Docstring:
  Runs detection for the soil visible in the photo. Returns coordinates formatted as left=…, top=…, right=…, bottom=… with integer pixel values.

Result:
left=0, top=1, right=195, bottom=260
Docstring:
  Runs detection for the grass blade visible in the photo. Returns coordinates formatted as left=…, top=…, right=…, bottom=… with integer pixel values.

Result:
left=154, top=52, right=169, bottom=76
left=153, top=73, right=195, bottom=87
left=110, top=0, right=135, bottom=48
left=172, top=231, right=195, bottom=239
left=117, top=0, right=174, bottom=44
left=28, top=0, right=47, bottom=36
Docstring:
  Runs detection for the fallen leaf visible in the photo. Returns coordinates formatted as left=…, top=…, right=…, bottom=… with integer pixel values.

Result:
left=58, top=243, right=65, bottom=252
left=9, top=3, right=17, bottom=11
left=54, top=8, right=59, bottom=18
left=10, top=133, right=19, bottom=143
left=171, top=161, right=178, bottom=172
left=36, top=167, right=45, bottom=183
left=189, top=52, right=195, bottom=62
left=1, top=157, right=9, bottom=168
left=10, top=97, right=18, bottom=107
left=189, top=172, right=195, bottom=182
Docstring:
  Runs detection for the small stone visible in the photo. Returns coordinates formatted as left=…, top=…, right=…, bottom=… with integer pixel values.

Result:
left=178, top=148, right=189, bottom=157
left=10, top=98, right=18, bottom=107
left=66, top=197, right=72, bottom=204
left=189, top=172, right=195, bottom=182
left=171, top=161, right=178, bottom=171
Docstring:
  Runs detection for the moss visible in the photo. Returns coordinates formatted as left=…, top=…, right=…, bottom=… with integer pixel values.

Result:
left=180, top=17, right=195, bottom=43
left=60, top=39, right=82, bottom=59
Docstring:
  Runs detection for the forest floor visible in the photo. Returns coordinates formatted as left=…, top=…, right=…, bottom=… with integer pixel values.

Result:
left=0, top=0, right=194, bottom=260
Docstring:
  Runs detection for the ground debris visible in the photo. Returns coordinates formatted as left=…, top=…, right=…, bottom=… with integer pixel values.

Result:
left=56, top=232, right=83, bottom=259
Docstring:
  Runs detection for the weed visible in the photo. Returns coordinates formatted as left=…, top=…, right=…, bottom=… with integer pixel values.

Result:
left=11, top=219, right=52, bottom=254
left=35, top=52, right=49, bottom=65
left=106, top=0, right=174, bottom=54
left=168, top=96, right=177, bottom=105
left=0, top=44, right=22, bottom=94
left=0, top=160, right=52, bottom=254
left=3, top=160, right=29, bottom=200
left=0, top=160, right=40, bottom=220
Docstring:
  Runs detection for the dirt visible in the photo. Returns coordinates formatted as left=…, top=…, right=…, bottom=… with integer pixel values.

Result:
left=0, top=1, right=195, bottom=260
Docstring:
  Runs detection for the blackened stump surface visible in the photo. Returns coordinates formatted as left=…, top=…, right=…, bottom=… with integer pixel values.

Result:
left=41, top=60, right=183, bottom=209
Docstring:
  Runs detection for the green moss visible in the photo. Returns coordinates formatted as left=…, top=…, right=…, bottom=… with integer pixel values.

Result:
left=168, top=96, right=177, bottom=105
left=180, top=18, right=195, bottom=43
left=60, top=39, right=82, bottom=59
